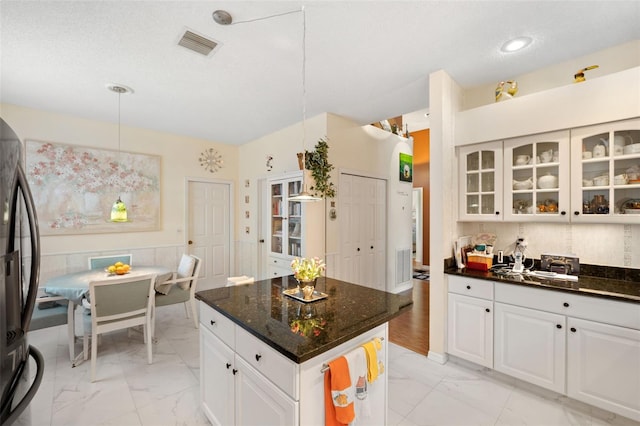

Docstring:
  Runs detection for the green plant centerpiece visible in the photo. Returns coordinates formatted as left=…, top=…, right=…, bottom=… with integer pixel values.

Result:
left=303, top=138, right=336, bottom=198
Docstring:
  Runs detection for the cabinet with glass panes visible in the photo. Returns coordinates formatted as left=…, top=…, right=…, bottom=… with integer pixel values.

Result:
left=570, top=118, right=640, bottom=223
left=503, top=130, right=570, bottom=222
left=458, top=141, right=503, bottom=221
left=267, top=171, right=325, bottom=278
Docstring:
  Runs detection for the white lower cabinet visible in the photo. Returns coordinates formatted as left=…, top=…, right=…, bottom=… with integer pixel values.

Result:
left=448, top=293, right=493, bottom=367
left=494, top=302, right=566, bottom=394
left=201, top=328, right=235, bottom=426
left=234, top=356, right=297, bottom=426
left=567, top=317, right=640, bottom=421
left=447, top=278, right=640, bottom=422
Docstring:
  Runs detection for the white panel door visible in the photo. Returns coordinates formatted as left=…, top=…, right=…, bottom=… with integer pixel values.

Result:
left=567, top=317, right=640, bottom=422
left=339, top=173, right=386, bottom=290
left=188, top=180, right=230, bottom=290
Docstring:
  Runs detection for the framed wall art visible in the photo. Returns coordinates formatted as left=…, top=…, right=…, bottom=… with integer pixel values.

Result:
left=399, top=152, right=413, bottom=182
left=26, top=140, right=161, bottom=235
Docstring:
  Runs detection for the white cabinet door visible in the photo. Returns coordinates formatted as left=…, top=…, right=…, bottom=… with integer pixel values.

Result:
left=235, top=356, right=298, bottom=426
left=458, top=141, right=503, bottom=221
left=567, top=317, right=640, bottom=422
left=447, top=293, right=493, bottom=367
left=503, top=130, right=571, bottom=222
left=570, top=118, right=640, bottom=223
left=494, top=302, right=566, bottom=393
left=201, top=328, right=235, bottom=426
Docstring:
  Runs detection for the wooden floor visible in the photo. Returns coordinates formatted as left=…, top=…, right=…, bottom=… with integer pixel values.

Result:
left=389, top=278, right=430, bottom=355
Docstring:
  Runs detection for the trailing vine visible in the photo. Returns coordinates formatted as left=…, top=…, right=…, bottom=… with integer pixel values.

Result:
left=304, top=138, right=336, bottom=198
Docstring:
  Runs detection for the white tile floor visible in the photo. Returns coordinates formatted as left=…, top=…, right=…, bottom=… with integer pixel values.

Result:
left=16, top=304, right=639, bottom=426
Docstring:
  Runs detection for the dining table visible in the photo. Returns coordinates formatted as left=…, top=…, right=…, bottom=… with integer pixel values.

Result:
left=42, top=265, right=172, bottom=366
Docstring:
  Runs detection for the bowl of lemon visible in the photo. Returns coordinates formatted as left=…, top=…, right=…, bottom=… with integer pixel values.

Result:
left=105, top=262, right=131, bottom=276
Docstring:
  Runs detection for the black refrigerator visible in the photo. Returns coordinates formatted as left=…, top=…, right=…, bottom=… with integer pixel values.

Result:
left=0, top=117, right=43, bottom=425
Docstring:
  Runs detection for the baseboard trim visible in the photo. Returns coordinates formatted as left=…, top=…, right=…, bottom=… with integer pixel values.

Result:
left=427, top=350, right=448, bottom=365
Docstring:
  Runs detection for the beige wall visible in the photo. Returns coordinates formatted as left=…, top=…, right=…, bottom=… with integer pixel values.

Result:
left=1, top=103, right=239, bottom=255
left=463, top=40, right=640, bottom=109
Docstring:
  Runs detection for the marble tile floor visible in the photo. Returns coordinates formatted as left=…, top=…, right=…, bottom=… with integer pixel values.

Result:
left=16, top=304, right=639, bottom=426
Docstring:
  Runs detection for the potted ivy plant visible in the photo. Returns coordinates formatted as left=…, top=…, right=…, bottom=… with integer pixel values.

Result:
left=303, top=138, right=336, bottom=198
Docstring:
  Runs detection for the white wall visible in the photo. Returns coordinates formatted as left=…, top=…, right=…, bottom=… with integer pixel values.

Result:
left=237, top=112, right=414, bottom=291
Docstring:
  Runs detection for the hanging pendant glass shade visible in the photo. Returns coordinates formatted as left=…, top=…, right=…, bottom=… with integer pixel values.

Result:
left=110, top=196, right=128, bottom=222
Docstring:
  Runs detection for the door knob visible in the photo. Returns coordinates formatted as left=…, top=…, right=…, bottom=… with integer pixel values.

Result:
left=188, top=240, right=193, bottom=245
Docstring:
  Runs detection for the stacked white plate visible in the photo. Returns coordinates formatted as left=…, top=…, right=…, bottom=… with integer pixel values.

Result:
left=623, top=143, right=640, bottom=155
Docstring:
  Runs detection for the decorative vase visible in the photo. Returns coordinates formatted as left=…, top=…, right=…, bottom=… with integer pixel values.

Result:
left=297, top=278, right=317, bottom=300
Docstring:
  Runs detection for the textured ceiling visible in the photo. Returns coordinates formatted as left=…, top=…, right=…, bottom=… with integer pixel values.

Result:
left=1, top=1, right=639, bottom=145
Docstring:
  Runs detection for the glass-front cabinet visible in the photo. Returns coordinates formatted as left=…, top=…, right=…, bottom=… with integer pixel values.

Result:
left=570, top=118, right=640, bottom=223
left=503, top=130, right=570, bottom=222
left=267, top=171, right=325, bottom=278
left=459, top=141, right=503, bottom=221
left=269, top=175, right=303, bottom=257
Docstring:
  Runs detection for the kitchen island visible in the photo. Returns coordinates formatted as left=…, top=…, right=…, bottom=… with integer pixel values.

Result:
left=195, top=275, right=412, bottom=426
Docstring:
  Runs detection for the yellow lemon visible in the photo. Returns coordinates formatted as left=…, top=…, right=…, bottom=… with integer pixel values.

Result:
left=114, top=262, right=124, bottom=267
left=107, top=265, right=116, bottom=273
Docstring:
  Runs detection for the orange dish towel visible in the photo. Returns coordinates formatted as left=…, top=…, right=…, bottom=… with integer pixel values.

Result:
left=362, top=337, right=384, bottom=383
left=324, top=356, right=355, bottom=426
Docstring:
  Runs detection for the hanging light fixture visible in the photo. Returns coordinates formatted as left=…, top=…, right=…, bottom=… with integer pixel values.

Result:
left=106, top=83, right=133, bottom=222
left=290, top=6, right=321, bottom=203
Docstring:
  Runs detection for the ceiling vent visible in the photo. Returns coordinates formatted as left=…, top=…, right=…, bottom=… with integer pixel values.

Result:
left=178, top=30, right=218, bottom=56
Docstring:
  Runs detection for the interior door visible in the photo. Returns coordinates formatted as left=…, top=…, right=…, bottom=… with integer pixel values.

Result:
left=339, top=173, right=386, bottom=290
left=188, top=180, right=231, bottom=290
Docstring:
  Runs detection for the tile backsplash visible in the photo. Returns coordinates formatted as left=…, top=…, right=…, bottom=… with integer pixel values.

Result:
left=460, top=222, right=639, bottom=269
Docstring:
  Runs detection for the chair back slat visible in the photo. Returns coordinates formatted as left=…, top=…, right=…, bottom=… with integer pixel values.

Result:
left=88, top=254, right=132, bottom=270
left=92, top=277, right=153, bottom=318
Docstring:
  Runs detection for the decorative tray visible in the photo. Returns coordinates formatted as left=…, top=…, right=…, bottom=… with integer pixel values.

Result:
left=283, top=288, right=328, bottom=303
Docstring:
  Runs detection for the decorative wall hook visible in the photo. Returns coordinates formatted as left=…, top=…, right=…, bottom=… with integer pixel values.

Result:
left=266, top=155, right=273, bottom=171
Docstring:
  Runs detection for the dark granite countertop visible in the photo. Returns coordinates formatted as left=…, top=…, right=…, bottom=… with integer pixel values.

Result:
left=195, top=275, right=413, bottom=363
left=445, top=266, right=640, bottom=304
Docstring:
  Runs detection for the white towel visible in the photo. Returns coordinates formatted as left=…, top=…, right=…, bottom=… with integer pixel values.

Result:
left=345, top=346, right=370, bottom=423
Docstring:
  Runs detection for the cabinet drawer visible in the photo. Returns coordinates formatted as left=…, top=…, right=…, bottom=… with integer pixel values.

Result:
left=448, top=275, right=494, bottom=300
left=495, top=283, right=640, bottom=330
left=199, top=302, right=235, bottom=348
left=235, top=327, right=297, bottom=399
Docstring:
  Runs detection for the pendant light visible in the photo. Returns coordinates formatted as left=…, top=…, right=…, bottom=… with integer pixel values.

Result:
left=107, top=83, right=133, bottom=222
left=290, top=6, right=321, bottom=203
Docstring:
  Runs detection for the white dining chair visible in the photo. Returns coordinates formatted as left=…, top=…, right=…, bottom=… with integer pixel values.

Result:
left=88, top=254, right=132, bottom=270
left=83, top=273, right=156, bottom=382
left=152, top=254, right=201, bottom=332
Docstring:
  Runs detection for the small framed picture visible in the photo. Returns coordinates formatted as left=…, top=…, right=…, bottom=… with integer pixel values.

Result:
left=399, top=153, right=413, bottom=182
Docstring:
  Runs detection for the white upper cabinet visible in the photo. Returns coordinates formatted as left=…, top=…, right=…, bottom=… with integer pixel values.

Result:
left=458, top=141, right=503, bottom=221
left=503, top=130, right=571, bottom=222
left=570, top=118, right=640, bottom=223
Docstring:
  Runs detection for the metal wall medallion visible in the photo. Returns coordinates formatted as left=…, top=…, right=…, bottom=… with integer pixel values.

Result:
left=199, top=148, right=223, bottom=173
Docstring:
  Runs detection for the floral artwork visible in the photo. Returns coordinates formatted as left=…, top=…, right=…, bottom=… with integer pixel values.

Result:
left=25, top=140, right=160, bottom=235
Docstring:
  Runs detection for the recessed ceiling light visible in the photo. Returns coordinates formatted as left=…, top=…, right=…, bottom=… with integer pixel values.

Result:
left=501, top=37, right=532, bottom=53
